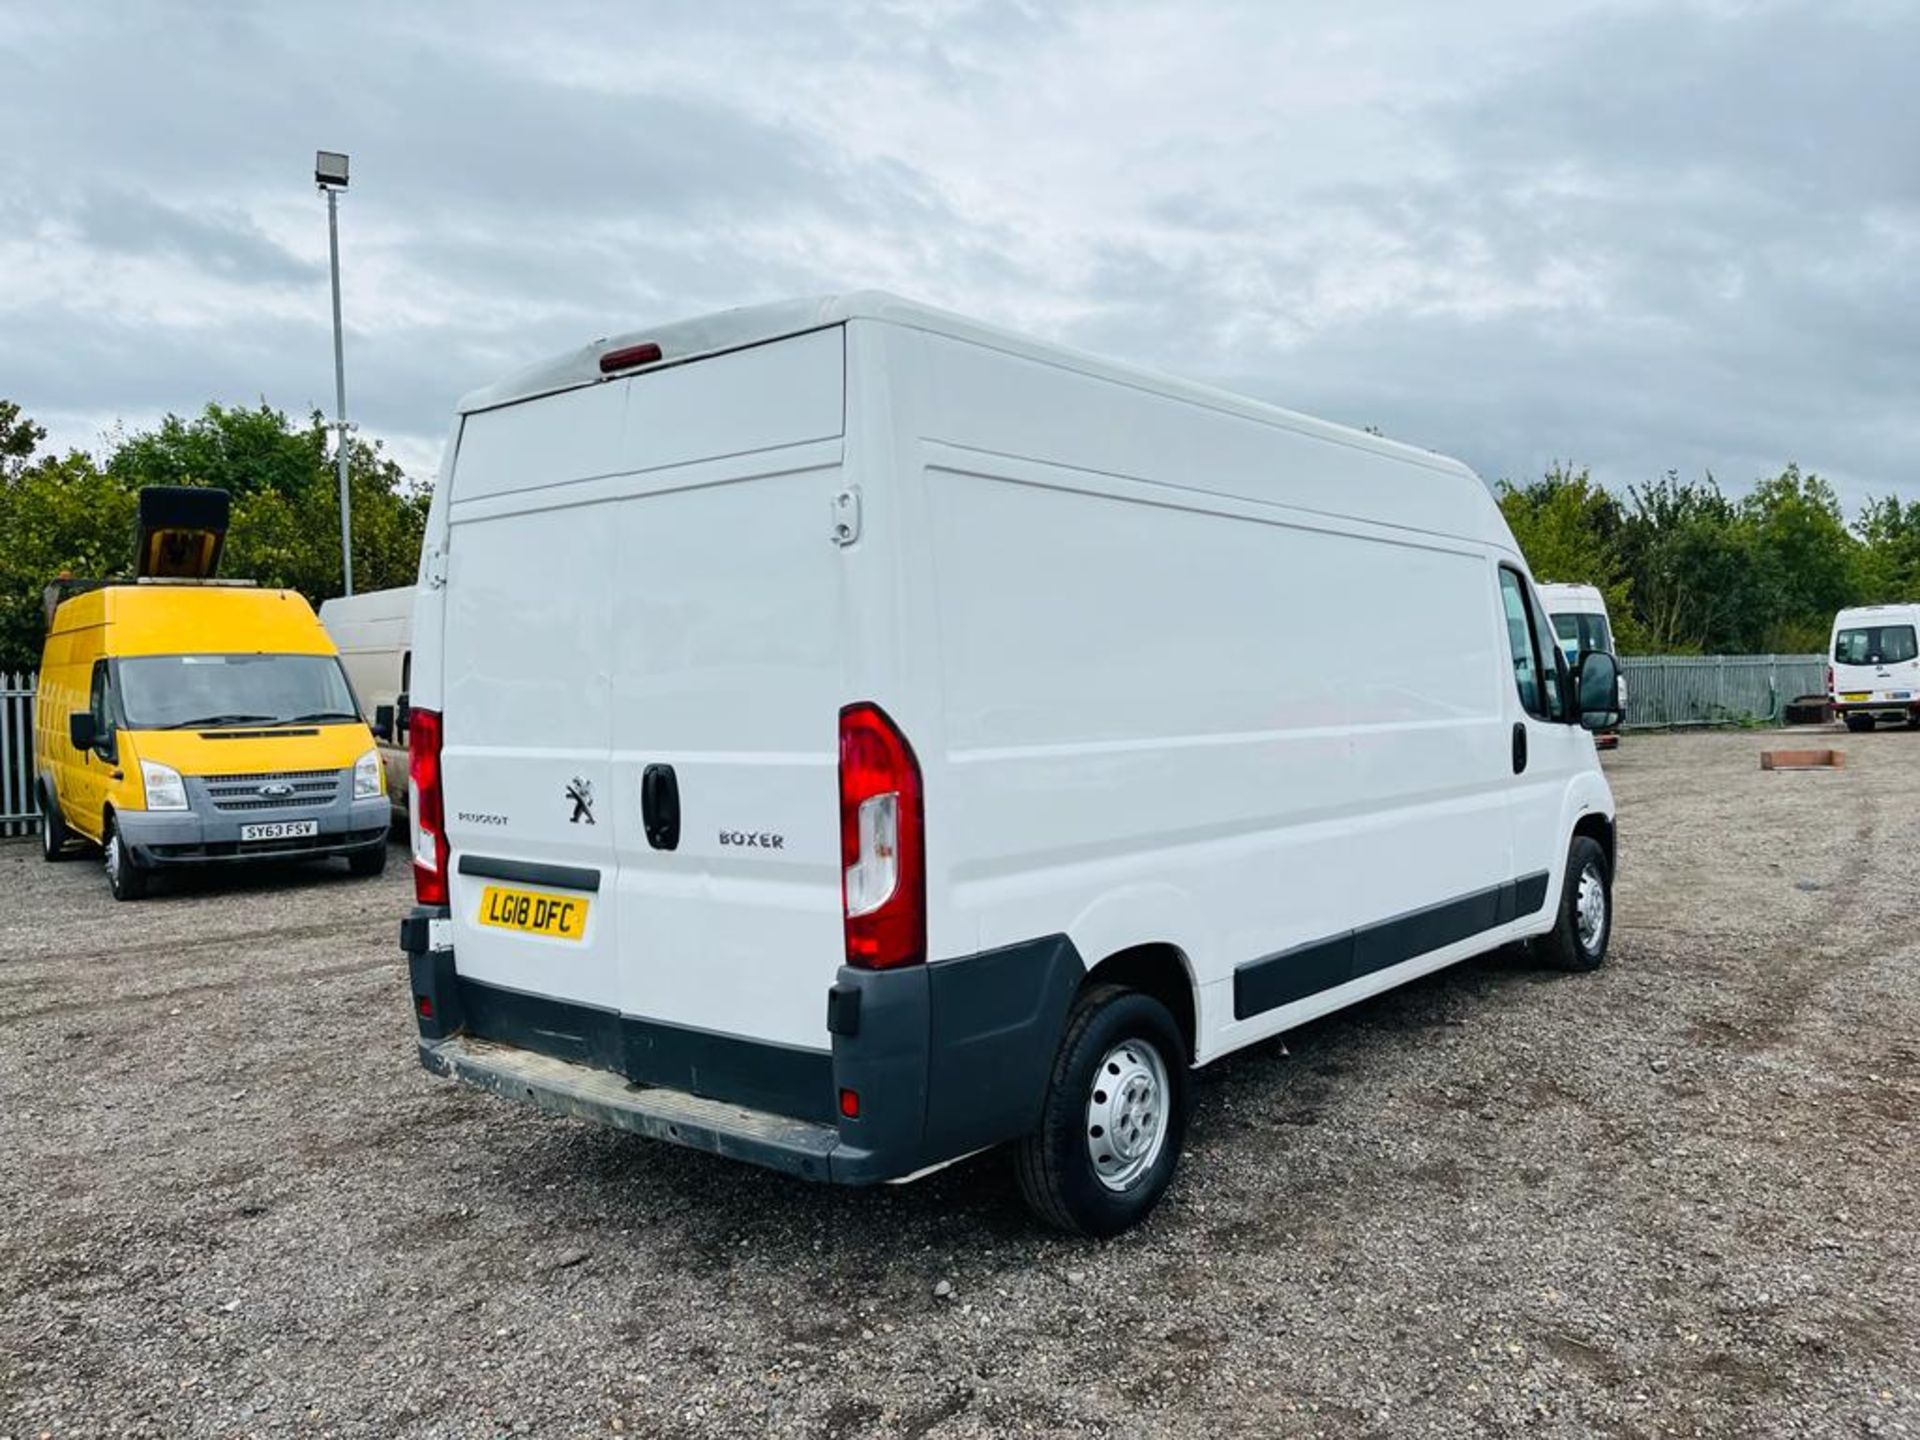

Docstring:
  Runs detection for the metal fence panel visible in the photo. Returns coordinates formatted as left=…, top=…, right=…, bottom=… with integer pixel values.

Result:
left=1619, top=654, right=1826, bottom=730
left=2, top=670, right=39, bottom=837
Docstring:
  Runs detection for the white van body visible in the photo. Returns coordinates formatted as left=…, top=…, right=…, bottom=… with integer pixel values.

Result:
left=400, top=293, right=1619, bottom=1231
left=319, top=585, right=414, bottom=806
left=1829, top=603, right=1920, bottom=730
left=1538, top=582, right=1625, bottom=743
left=1537, top=583, right=1613, bottom=666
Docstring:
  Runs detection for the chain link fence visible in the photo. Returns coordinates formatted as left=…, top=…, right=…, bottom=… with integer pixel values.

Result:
left=1619, top=654, right=1826, bottom=730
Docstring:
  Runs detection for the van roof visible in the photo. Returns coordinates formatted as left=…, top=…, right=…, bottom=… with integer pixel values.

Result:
left=455, top=290, right=1477, bottom=484
left=1536, top=582, right=1606, bottom=606
left=1835, top=604, right=1919, bottom=622
left=49, top=583, right=335, bottom=657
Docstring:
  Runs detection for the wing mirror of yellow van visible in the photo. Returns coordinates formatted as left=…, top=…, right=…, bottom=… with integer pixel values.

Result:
left=68, top=712, right=97, bottom=751
left=372, top=704, right=395, bottom=742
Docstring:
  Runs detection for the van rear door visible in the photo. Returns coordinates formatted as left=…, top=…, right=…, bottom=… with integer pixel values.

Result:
left=440, top=327, right=849, bottom=1054
left=603, top=328, right=849, bottom=1053
left=440, top=421, right=624, bottom=1011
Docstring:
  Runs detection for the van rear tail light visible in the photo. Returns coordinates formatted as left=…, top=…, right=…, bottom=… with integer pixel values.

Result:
left=1825, top=665, right=1834, bottom=696
left=838, top=703, right=925, bottom=970
left=409, top=706, right=449, bottom=905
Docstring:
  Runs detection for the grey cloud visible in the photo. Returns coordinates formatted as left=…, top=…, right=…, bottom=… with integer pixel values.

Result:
left=64, top=188, right=321, bottom=284
left=1, top=0, right=1914, bottom=514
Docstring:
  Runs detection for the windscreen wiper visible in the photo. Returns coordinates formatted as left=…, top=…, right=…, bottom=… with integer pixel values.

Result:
left=163, top=713, right=278, bottom=729
left=277, top=711, right=365, bottom=725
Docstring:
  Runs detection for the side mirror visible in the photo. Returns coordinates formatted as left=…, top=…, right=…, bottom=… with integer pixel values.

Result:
left=1574, top=652, right=1625, bottom=732
left=372, top=704, right=395, bottom=742
left=395, top=693, right=410, bottom=740
left=68, top=712, right=97, bottom=751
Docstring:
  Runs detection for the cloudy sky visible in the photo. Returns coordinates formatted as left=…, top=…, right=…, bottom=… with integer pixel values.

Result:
left=2, top=0, right=1914, bottom=509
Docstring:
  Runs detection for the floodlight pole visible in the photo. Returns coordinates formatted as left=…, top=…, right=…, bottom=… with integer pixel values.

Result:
left=320, top=166, right=355, bottom=596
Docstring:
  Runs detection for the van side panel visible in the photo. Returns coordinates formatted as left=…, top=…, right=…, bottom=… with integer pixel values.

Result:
left=903, top=331, right=1514, bottom=1062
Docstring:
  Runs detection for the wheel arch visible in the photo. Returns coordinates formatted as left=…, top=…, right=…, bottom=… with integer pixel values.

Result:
left=1081, top=942, right=1199, bottom=1066
left=1572, top=810, right=1615, bottom=872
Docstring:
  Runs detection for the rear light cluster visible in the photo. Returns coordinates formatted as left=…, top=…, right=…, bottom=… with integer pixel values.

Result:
left=1825, top=664, right=1834, bottom=697
left=409, top=707, right=450, bottom=905
left=837, top=703, right=925, bottom=970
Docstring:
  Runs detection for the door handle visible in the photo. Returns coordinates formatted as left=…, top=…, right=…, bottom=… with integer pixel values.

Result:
left=1511, top=722, right=1528, bottom=774
left=641, top=764, right=680, bottom=851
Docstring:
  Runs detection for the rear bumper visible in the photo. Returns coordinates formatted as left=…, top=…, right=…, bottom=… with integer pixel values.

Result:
left=1832, top=699, right=1920, bottom=718
left=402, top=909, right=1084, bottom=1186
left=419, top=1033, right=848, bottom=1180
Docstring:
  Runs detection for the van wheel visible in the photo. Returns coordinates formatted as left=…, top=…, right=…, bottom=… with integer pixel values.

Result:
left=347, top=843, right=388, bottom=878
left=104, top=818, right=150, bottom=902
left=1845, top=714, right=1875, bottom=733
left=40, top=789, right=78, bottom=862
left=1532, top=835, right=1610, bottom=972
left=1014, top=984, right=1188, bottom=1237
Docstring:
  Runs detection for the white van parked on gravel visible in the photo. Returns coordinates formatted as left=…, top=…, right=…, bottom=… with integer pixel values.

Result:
left=399, top=293, right=1625, bottom=1234
left=319, top=584, right=414, bottom=811
left=1829, top=603, right=1920, bottom=732
left=1538, top=581, right=1625, bottom=748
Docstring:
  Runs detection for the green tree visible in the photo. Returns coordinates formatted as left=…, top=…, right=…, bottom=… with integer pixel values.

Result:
left=1854, top=495, right=1920, bottom=603
left=1495, top=463, right=1642, bottom=650
left=103, top=401, right=429, bottom=599
left=1613, top=473, right=1757, bottom=653
left=0, top=399, right=429, bottom=671
left=0, top=448, right=142, bottom=671
left=0, top=400, right=45, bottom=481
left=1738, top=465, right=1861, bottom=651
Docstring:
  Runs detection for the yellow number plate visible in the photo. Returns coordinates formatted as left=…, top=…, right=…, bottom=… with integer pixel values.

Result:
left=1841, top=692, right=1870, bottom=702
left=477, top=885, right=589, bottom=941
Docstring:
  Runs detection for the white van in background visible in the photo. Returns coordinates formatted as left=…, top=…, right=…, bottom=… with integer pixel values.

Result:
left=398, top=292, right=1624, bottom=1235
left=320, top=585, right=414, bottom=811
left=1828, top=603, right=1920, bottom=732
left=1538, top=582, right=1625, bottom=748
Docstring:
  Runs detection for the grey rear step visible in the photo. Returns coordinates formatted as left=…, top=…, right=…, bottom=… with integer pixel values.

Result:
left=420, top=1034, right=840, bottom=1181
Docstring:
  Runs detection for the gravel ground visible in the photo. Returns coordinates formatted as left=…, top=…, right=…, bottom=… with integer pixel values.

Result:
left=2, top=728, right=1916, bottom=1439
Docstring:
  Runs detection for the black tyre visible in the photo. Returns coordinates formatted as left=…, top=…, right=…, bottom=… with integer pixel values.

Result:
left=103, top=815, right=150, bottom=901
left=347, top=842, right=388, bottom=878
left=39, top=786, right=78, bottom=862
left=1845, top=714, right=1875, bottom=733
left=1531, top=834, right=1610, bottom=972
left=1014, top=984, right=1188, bottom=1238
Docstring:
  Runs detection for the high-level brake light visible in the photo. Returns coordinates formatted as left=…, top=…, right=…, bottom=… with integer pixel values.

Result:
left=838, top=703, right=925, bottom=970
left=599, top=342, right=662, bottom=374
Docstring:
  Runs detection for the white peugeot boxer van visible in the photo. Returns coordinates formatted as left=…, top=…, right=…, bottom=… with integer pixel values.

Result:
left=1829, top=603, right=1920, bottom=731
left=401, top=293, right=1624, bottom=1235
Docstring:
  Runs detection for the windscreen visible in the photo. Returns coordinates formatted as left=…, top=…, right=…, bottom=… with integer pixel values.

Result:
left=118, top=654, right=360, bottom=729
left=1834, top=626, right=1918, bottom=666
left=1552, top=612, right=1614, bottom=657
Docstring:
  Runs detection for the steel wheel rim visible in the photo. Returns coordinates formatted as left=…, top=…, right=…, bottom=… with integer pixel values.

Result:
left=1085, top=1037, right=1170, bottom=1192
left=105, top=830, right=121, bottom=885
left=1575, top=860, right=1607, bottom=953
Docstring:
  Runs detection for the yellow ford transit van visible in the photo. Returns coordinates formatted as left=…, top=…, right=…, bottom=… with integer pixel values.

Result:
left=32, top=488, right=390, bottom=899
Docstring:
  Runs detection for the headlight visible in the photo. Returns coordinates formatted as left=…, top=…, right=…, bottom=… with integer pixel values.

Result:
left=353, top=748, right=383, bottom=800
left=140, top=759, right=189, bottom=812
